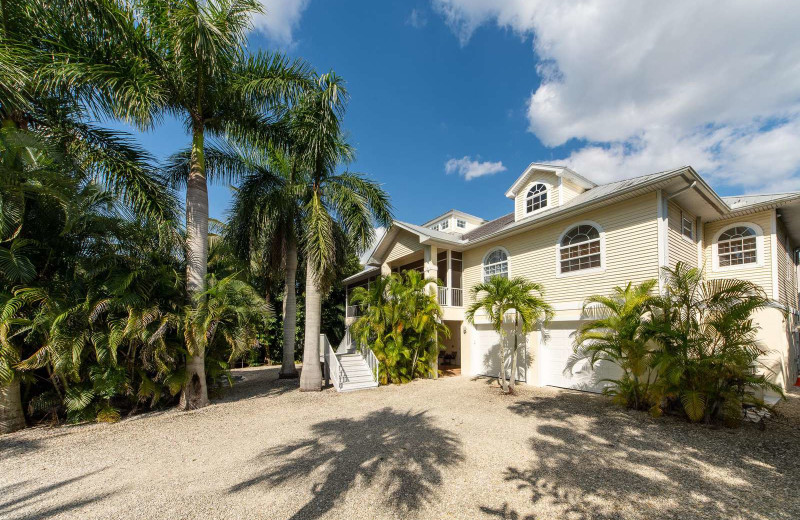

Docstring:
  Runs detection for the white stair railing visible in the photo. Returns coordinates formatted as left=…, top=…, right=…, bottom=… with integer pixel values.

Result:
left=321, top=333, right=346, bottom=390
left=362, top=346, right=380, bottom=383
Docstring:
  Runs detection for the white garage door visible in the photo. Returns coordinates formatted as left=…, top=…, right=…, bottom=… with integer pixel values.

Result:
left=540, top=321, right=622, bottom=393
left=471, top=324, right=527, bottom=382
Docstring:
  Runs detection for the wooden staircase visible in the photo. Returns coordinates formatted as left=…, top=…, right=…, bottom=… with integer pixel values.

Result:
left=321, top=333, right=379, bottom=392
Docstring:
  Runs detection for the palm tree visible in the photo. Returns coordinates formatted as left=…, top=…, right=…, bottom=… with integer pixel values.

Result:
left=573, top=280, right=657, bottom=409
left=293, top=74, right=393, bottom=391
left=465, top=276, right=553, bottom=393
left=140, top=0, right=313, bottom=408
left=648, top=263, right=781, bottom=423
left=225, top=146, right=303, bottom=378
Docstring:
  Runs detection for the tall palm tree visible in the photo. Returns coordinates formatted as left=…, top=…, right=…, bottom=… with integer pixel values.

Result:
left=465, top=276, right=553, bottom=393
left=573, top=280, right=657, bottom=409
left=294, top=73, right=393, bottom=391
left=141, top=0, right=313, bottom=408
left=225, top=146, right=302, bottom=378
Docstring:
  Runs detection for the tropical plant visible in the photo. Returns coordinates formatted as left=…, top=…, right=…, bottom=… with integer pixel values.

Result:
left=350, top=271, right=449, bottom=384
left=184, top=274, right=271, bottom=394
left=139, top=0, right=313, bottom=408
left=647, top=262, right=782, bottom=425
left=573, top=280, right=658, bottom=410
left=292, top=74, right=392, bottom=391
left=224, top=145, right=303, bottom=378
left=465, top=275, right=553, bottom=394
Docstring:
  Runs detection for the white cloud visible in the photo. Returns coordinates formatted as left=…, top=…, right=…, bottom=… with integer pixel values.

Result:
left=252, top=0, right=310, bottom=47
left=432, top=0, right=800, bottom=193
left=407, top=8, right=428, bottom=28
left=445, top=156, right=507, bottom=180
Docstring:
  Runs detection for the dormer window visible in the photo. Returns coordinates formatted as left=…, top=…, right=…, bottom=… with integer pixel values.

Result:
left=456, top=219, right=466, bottom=228
left=440, top=220, right=449, bottom=230
left=526, top=183, right=548, bottom=213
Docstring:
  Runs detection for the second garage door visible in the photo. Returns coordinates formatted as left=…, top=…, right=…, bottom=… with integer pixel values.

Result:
left=471, top=324, right=527, bottom=382
left=539, top=321, right=622, bottom=393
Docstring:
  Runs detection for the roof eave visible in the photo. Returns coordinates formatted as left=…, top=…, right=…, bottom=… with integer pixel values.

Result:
left=477, top=168, right=690, bottom=246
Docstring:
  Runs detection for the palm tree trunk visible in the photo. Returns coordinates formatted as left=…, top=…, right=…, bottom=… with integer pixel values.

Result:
left=181, top=125, right=209, bottom=410
left=0, top=378, right=25, bottom=434
left=279, top=237, right=299, bottom=378
left=509, top=315, right=519, bottom=393
left=299, top=264, right=322, bottom=391
left=498, top=328, right=508, bottom=393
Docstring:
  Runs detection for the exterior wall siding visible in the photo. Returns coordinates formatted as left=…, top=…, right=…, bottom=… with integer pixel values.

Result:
left=703, top=210, right=774, bottom=298
left=777, top=218, right=798, bottom=308
left=514, top=171, right=559, bottom=221
left=560, top=179, right=584, bottom=205
left=464, top=192, right=660, bottom=307
left=667, top=201, right=698, bottom=268
left=384, top=230, right=422, bottom=264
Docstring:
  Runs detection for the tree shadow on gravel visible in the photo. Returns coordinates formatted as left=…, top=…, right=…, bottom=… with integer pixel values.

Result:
left=215, top=366, right=296, bottom=403
left=0, top=468, right=112, bottom=520
left=487, top=394, right=800, bottom=520
left=228, top=407, right=464, bottom=520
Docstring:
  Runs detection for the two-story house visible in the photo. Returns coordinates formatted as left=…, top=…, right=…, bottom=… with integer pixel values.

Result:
left=342, top=164, right=800, bottom=397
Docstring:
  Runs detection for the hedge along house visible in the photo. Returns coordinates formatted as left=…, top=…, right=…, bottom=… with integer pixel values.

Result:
left=342, top=163, right=800, bottom=398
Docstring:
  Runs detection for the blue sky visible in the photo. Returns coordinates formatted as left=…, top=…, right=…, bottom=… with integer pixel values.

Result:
left=117, top=0, right=800, bottom=224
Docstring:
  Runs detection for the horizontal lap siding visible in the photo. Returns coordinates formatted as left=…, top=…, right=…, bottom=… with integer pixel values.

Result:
left=703, top=211, right=774, bottom=298
left=560, top=180, right=583, bottom=205
left=463, top=192, right=660, bottom=306
left=777, top=219, right=798, bottom=308
left=385, top=230, right=422, bottom=264
left=668, top=201, right=698, bottom=268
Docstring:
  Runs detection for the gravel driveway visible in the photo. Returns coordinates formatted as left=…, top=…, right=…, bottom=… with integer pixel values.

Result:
left=2, top=365, right=799, bottom=520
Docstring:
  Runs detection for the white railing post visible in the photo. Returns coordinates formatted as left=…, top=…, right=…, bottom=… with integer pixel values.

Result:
left=451, top=287, right=463, bottom=307
left=438, top=286, right=448, bottom=306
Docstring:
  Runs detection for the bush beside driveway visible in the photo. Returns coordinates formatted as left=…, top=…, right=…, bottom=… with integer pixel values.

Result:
left=1, top=366, right=798, bottom=519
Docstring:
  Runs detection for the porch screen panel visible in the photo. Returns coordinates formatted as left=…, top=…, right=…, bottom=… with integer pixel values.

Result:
left=437, top=251, right=448, bottom=284
left=450, top=251, right=462, bottom=289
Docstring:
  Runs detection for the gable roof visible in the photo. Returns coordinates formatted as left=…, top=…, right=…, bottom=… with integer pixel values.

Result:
left=505, top=163, right=596, bottom=199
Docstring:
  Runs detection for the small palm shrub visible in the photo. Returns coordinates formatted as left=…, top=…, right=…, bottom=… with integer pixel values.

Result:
left=647, top=263, right=783, bottom=425
left=575, top=263, right=784, bottom=426
left=349, top=270, right=449, bottom=384
left=574, top=280, right=658, bottom=411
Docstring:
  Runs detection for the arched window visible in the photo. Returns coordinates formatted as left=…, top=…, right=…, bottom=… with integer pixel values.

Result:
left=717, top=225, right=758, bottom=267
left=483, top=248, right=509, bottom=282
left=559, top=224, right=602, bottom=273
left=526, top=183, right=548, bottom=213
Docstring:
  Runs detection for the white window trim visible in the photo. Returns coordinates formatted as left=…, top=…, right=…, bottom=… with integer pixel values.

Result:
left=555, top=220, right=606, bottom=278
left=524, top=182, right=551, bottom=216
left=711, top=221, right=764, bottom=272
left=456, top=218, right=466, bottom=229
left=680, top=211, right=694, bottom=243
left=482, top=247, right=511, bottom=282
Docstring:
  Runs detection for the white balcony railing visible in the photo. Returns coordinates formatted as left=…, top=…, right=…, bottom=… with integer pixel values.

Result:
left=437, top=287, right=463, bottom=307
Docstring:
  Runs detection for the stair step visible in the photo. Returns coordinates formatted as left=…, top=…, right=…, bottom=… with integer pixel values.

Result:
left=339, top=381, right=379, bottom=392
left=343, top=374, right=375, bottom=383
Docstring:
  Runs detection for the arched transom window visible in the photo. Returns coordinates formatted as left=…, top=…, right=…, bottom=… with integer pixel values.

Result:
left=559, top=224, right=601, bottom=273
left=526, top=183, right=548, bottom=213
left=718, top=226, right=757, bottom=266
left=483, top=248, right=509, bottom=282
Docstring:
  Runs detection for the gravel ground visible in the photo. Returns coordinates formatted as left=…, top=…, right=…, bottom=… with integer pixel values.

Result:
left=2, top=366, right=799, bottom=520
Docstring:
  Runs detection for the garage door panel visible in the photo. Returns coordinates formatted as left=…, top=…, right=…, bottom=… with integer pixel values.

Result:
left=472, top=324, right=527, bottom=382
left=540, top=321, right=622, bottom=394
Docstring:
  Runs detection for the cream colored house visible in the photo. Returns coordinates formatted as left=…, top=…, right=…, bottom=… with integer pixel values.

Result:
left=341, top=163, right=800, bottom=396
